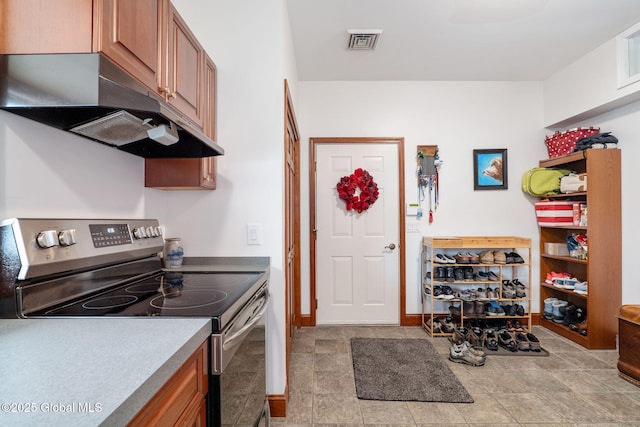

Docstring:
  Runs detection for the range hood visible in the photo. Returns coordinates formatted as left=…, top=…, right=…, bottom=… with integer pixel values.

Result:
left=0, top=53, right=224, bottom=158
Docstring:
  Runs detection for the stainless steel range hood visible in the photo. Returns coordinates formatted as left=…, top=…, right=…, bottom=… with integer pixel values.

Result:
left=0, top=53, right=224, bottom=158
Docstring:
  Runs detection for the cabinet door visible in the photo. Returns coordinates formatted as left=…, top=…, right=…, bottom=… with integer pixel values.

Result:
left=145, top=158, right=215, bottom=190
left=201, top=157, right=217, bottom=189
left=165, top=3, right=205, bottom=129
left=95, top=0, right=162, bottom=92
left=203, top=55, right=217, bottom=140
left=0, top=0, right=93, bottom=54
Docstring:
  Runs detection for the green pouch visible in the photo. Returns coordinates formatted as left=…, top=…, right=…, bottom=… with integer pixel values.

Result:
left=521, top=167, right=572, bottom=196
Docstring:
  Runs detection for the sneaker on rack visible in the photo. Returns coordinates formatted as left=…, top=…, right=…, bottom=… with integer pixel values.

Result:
left=475, top=271, right=489, bottom=281
left=426, top=317, right=442, bottom=333
left=434, top=254, right=448, bottom=264
left=433, top=285, right=445, bottom=299
left=552, top=300, right=568, bottom=323
left=474, top=301, right=486, bottom=318
left=515, top=303, right=525, bottom=317
left=487, top=271, right=500, bottom=281
left=476, top=287, right=490, bottom=301
left=479, top=250, right=494, bottom=264
left=441, top=316, right=456, bottom=333
left=543, top=297, right=558, bottom=319
left=512, top=279, right=527, bottom=298
left=442, top=285, right=455, bottom=300
left=501, top=280, right=517, bottom=299
left=449, top=303, right=461, bottom=317
left=573, top=281, right=588, bottom=295
left=463, top=266, right=474, bottom=281
left=493, top=251, right=507, bottom=264
left=463, top=301, right=476, bottom=317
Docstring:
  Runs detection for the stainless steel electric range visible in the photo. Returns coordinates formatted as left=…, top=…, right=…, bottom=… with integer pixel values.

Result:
left=0, top=218, right=270, bottom=427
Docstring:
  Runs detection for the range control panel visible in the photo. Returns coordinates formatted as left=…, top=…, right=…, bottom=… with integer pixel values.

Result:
left=1, top=218, right=164, bottom=280
left=89, top=224, right=133, bottom=248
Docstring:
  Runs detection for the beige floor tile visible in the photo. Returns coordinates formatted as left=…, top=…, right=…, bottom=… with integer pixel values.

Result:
left=313, top=393, right=363, bottom=423
left=494, top=392, right=564, bottom=423
left=314, top=370, right=356, bottom=394
left=451, top=393, right=517, bottom=424
left=406, top=400, right=466, bottom=424
left=315, top=338, right=349, bottom=354
left=358, top=400, right=414, bottom=424
left=314, top=352, right=353, bottom=372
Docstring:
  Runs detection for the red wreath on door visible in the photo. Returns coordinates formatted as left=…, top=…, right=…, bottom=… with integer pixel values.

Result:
left=336, top=168, right=379, bottom=213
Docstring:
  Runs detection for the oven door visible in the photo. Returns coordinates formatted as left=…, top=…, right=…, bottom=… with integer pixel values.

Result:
left=210, top=283, right=269, bottom=427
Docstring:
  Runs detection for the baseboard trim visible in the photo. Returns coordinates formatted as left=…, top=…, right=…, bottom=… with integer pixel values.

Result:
left=402, top=313, right=422, bottom=326
left=268, top=392, right=287, bottom=417
left=300, top=314, right=313, bottom=327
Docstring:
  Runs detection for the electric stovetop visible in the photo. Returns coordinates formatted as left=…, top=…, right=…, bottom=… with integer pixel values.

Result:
left=32, top=271, right=266, bottom=331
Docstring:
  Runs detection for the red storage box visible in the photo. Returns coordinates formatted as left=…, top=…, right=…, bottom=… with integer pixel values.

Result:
left=544, top=127, right=599, bottom=158
left=534, top=201, right=575, bottom=227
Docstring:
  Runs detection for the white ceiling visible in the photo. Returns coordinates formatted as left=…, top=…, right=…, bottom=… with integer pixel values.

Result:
left=286, top=0, right=640, bottom=81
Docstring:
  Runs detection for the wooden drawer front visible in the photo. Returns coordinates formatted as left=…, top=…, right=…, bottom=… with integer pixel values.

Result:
left=128, top=342, right=208, bottom=427
left=618, top=319, right=640, bottom=384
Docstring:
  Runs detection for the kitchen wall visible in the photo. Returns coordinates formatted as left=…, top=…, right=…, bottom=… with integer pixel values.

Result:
left=0, top=111, right=145, bottom=219
left=296, top=81, right=547, bottom=317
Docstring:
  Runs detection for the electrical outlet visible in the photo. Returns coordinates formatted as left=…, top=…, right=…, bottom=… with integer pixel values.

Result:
left=406, top=223, right=421, bottom=233
left=247, top=223, right=262, bottom=245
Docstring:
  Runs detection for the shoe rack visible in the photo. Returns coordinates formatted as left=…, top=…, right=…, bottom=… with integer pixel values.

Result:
left=536, top=149, right=621, bottom=349
left=421, top=236, right=532, bottom=337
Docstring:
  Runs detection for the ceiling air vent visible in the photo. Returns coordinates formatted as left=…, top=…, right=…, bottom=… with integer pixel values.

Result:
left=347, top=29, right=383, bottom=50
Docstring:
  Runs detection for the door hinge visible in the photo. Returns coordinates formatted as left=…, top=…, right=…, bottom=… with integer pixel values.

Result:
left=315, top=299, right=318, bottom=309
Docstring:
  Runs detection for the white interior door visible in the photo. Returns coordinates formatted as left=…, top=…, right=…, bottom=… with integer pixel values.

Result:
left=315, top=143, right=399, bottom=324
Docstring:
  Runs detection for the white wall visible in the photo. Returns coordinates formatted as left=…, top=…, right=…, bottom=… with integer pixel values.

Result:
left=544, top=38, right=640, bottom=128
left=297, top=81, right=546, bottom=316
left=0, top=111, right=145, bottom=219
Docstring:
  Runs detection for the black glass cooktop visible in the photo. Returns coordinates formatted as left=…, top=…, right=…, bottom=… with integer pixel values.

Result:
left=36, top=272, right=266, bottom=331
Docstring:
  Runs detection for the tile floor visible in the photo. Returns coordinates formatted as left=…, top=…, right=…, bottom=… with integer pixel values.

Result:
left=271, top=325, right=640, bottom=426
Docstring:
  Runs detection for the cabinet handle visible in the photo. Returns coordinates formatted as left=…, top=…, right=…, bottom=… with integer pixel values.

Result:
left=169, top=91, right=177, bottom=99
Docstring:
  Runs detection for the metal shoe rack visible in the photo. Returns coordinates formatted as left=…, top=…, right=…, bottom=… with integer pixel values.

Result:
left=421, top=236, right=532, bottom=337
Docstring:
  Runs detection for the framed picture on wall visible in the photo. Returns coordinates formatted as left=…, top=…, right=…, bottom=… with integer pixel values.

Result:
left=473, top=149, right=508, bottom=190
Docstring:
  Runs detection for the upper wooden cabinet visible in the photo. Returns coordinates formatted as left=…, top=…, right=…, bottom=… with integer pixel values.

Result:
left=0, top=0, right=94, bottom=53
left=163, top=3, right=205, bottom=129
left=95, top=0, right=162, bottom=93
left=1, top=0, right=208, bottom=131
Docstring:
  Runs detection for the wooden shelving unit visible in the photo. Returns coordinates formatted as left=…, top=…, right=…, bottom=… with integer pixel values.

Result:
left=421, top=236, right=532, bottom=336
left=537, top=149, right=621, bottom=349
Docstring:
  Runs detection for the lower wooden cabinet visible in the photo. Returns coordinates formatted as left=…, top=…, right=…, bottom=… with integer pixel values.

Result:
left=145, top=158, right=216, bottom=190
left=128, top=341, right=208, bottom=427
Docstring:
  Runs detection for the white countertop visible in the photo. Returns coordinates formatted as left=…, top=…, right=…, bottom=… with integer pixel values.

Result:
left=0, top=318, right=211, bottom=426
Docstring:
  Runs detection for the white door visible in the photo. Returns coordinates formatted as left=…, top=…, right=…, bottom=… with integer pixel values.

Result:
left=315, top=143, right=400, bottom=324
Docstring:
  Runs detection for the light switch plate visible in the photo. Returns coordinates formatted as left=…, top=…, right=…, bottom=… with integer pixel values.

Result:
left=247, top=223, right=262, bottom=245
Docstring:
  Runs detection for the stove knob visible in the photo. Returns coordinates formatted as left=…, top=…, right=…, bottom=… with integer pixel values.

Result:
left=36, top=230, right=59, bottom=248
left=145, top=226, right=154, bottom=237
left=154, top=226, right=163, bottom=237
left=133, top=227, right=146, bottom=239
left=58, top=229, right=77, bottom=246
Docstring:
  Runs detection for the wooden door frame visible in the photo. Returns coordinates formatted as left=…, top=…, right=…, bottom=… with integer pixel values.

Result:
left=308, top=137, right=408, bottom=326
left=268, top=80, right=300, bottom=418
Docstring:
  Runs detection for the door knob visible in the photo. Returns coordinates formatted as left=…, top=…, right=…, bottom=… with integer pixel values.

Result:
left=385, top=243, right=396, bottom=250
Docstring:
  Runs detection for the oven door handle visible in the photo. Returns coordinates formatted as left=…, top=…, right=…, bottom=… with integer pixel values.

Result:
left=223, top=290, right=269, bottom=351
